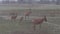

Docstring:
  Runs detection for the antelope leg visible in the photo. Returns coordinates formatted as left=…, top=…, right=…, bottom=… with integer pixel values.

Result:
left=39, top=24, right=41, bottom=30
left=33, top=24, right=36, bottom=31
left=25, top=16, right=26, bottom=21
left=28, top=16, right=29, bottom=20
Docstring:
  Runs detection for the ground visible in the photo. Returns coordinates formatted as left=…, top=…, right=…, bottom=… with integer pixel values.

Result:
left=0, top=16, right=60, bottom=34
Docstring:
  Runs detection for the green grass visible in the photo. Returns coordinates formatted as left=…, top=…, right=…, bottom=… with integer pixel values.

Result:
left=0, top=19, right=59, bottom=34
left=0, top=4, right=60, bottom=34
left=1, top=4, right=60, bottom=11
left=0, top=19, right=32, bottom=32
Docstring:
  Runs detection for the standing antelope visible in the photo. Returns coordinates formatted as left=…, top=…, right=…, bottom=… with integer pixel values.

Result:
left=32, top=16, right=47, bottom=31
left=24, top=11, right=32, bottom=21
left=10, top=12, right=18, bottom=21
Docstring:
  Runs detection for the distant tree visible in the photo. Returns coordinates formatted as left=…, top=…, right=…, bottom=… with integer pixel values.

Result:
left=28, top=0, right=32, bottom=4
left=52, top=0, right=55, bottom=2
left=52, top=0, right=56, bottom=4
left=17, top=0, right=23, bottom=3
left=2, top=0, right=9, bottom=4
left=6, top=0, right=9, bottom=4
left=2, top=0, right=5, bottom=4
left=56, top=0, right=60, bottom=5
left=40, top=0, right=43, bottom=3
left=48, top=0, right=50, bottom=4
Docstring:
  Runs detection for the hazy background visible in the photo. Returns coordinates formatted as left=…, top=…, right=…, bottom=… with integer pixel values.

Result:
left=0, top=0, right=58, bottom=4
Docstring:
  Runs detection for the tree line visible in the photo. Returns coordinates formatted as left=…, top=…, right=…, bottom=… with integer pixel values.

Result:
left=1, top=0, right=60, bottom=5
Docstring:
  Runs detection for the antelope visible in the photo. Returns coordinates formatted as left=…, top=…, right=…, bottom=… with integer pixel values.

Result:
left=32, top=16, right=47, bottom=31
left=24, top=9, right=32, bottom=21
left=10, top=12, right=18, bottom=21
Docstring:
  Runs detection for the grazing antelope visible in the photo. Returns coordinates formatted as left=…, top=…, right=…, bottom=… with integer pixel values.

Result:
left=24, top=9, right=32, bottom=21
left=32, top=16, right=47, bottom=31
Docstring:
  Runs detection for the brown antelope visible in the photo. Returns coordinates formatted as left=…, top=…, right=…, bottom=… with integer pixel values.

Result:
left=32, top=16, right=47, bottom=31
left=10, top=12, right=18, bottom=21
left=24, top=9, right=32, bottom=21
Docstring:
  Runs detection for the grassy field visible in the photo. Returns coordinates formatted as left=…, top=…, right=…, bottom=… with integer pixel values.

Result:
left=0, top=4, right=60, bottom=17
left=0, top=16, right=59, bottom=34
left=0, top=4, right=60, bottom=34
left=0, top=4, right=60, bottom=10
